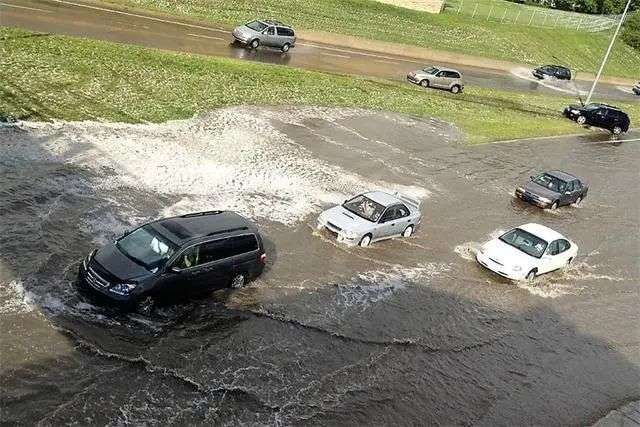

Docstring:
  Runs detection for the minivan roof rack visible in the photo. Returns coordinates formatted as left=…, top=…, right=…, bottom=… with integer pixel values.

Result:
left=206, top=226, right=249, bottom=237
left=180, top=210, right=223, bottom=218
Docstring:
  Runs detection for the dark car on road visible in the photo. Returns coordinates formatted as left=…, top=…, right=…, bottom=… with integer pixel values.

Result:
left=564, top=103, right=630, bottom=135
left=633, top=82, right=640, bottom=95
left=515, top=170, right=588, bottom=210
left=532, top=65, right=571, bottom=80
left=78, top=211, right=266, bottom=311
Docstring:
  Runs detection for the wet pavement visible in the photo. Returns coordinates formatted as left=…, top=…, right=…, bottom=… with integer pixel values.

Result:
left=0, top=107, right=638, bottom=424
left=1, top=0, right=639, bottom=102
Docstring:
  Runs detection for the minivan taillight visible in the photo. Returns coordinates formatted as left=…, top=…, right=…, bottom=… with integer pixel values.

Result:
left=259, top=253, right=267, bottom=264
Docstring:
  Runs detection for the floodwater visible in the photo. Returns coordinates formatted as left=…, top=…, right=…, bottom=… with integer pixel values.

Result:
left=0, top=107, right=638, bottom=425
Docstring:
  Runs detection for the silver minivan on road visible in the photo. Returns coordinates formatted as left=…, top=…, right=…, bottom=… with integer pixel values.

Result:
left=407, top=66, right=464, bottom=93
left=232, top=19, right=296, bottom=52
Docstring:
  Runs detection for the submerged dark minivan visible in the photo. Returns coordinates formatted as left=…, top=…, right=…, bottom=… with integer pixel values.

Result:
left=78, top=211, right=266, bottom=310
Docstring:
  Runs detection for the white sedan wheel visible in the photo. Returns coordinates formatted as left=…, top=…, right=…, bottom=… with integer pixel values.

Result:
left=359, top=235, right=371, bottom=247
left=402, top=225, right=413, bottom=238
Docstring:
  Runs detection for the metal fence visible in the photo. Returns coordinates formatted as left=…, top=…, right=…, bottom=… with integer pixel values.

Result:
left=444, top=0, right=621, bottom=32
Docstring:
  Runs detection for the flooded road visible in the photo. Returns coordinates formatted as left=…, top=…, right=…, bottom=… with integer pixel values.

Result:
left=0, top=107, right=639, bottom=425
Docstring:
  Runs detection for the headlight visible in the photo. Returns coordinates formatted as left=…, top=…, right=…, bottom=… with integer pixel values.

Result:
left=516, top=187, right=524, bottom=194
left=538, top=196, right=551, bottom=204
left=109, top=283, right=137, bottom=296
left=512, top=265, right=522, bottom=272
left=342, top=230, right=358, bottom=239
left=571, top=109, right=579, bottom=114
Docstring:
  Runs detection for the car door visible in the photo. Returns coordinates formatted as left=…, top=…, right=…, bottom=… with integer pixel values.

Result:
left=376, top=207, right=398, bottom=239
left=262, top=26, right=276, bottom=46
left=591, top=108, right=608, bottom=127
left=539, top=240, right=560, bottom=274
left=568, top=180, right=583, bottom=203
left=230, top=234, right=260, bottom=278
left=433, top=71, right=449, bottom=88
left=559, top=180, right=574, bottom=206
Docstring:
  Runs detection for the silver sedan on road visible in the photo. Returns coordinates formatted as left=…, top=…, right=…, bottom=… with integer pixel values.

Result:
left=407, top=66, right=464, bottom=93
left=316, top=191, right=421, bottom=247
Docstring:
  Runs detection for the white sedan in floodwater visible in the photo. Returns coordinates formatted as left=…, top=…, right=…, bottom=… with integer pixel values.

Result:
left=476, top=223, right=578, bottom=281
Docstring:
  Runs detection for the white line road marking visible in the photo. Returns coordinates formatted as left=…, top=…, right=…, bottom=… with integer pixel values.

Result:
left=299, top=42, right=422, bottom=65
left=321, top=52, right=351, bottom=59
left=49, top=0, right=228, bottom=33
left=187, top=33, right=225, bottom=41
left=0, top=2, right=52, bottom=12
left=115, top=21, right=149, bottom=29
left=374, top=59, right=396, bottom=64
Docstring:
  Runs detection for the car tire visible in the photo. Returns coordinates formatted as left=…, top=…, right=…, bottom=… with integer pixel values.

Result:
left=281, top=43, right=290, bottom=53
left=550, top=201, right=558, bottom=210
left=450, top=85, right=461, bottom=94
left=249, top=39, right=260, bottom=49
left=359, top=234, right=372, bottom=247
left=574, top=195, right=583, bottom=206
left=612, top=126, right=622, bottom=135
left=402, top=225, right=414, bottom=238
left=231, top=274, right=245, bottom=289
left=420, top=79, right=429, bottom=88
left=136, top=296, right=154, bottom=315
left=525, top=269, right=537, bottom=281
left=576, top=115, right=587, bottom=125
left=566, top=257, right=573, bottom=266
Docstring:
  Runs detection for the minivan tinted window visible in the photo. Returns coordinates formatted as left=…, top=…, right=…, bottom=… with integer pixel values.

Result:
left=200, top=238, right=233, bottom=263
left=277, top=27, right=294, bottom=37
left=232, top=234, right=259, bottom=255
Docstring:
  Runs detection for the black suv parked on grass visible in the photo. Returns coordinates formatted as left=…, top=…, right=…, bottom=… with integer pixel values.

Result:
left=532, top=65, right=571, bottom=80
left=563, top=103, right=630, bottom=135
left=78, top=211, right=266, bottom=310
left=515, top=170, right=588, bottom=210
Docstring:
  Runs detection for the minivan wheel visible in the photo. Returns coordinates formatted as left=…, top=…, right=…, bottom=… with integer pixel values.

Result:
left=281, top=43, right=290, bottom=53
left=359, top=234, right=372, bottom=247
left=136, top=296, right=154, bottom=315
left=231, top=274, right=245, bottom=289
left=576, top=115, right=587, bottom=125
left=525, top=269, right=537, bottom=281
left=420, top=79, right=429, bottom=88
left=249, top=39, right=260, bottom=49
left=402, top=225, right=414, bottom=238
left=574, top=196, right=583, bottom=206
left=612, top=126, right=622, bottom=135
left=450, top=85, right=461, bottom=94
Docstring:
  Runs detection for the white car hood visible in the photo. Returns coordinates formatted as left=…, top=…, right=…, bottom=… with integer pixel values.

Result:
left=481, top=238, right=537, bottom=270
left=322, top=205, right=375, bottom=234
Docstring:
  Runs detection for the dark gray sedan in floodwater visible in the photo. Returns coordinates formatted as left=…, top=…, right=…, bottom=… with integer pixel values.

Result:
left=515, top=170, right=588, bottom=210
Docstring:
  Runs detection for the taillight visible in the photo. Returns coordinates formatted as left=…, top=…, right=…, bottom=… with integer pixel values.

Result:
left=259, top=253, right=267, bottom=264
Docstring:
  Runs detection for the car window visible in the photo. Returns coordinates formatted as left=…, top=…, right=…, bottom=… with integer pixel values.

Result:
left=343, top=195, right=385, bottom=222
left=557, top=239, right=571, bottom=253
left=532, top=173, right=567, bottom=193
left=245, top=20, right=267, bottom=32
left=174, top=245, right=201, bottom=269
left=277, top=27, right=293, bottom=36
left=231, top=234, right=259, bottom=256
left=450, top=72, right=461, bottom=79
left=436, top=71, right=446, bottom=77
left=499, top=228, right=547, bottom=258
left=380, top=208, right=395, bottom=222
left=200, top=238, right=233, bottom=264
left=547, top=240, right=560, bottom=256
left=116, top=225, right=177, bottom=270
left=395, top=205, right=409, bottom=218
left=266, top=26, right=275, bottom=35
left=574, top=179, right=582, bottom=189
left=565, top=181, right=574, bottom=192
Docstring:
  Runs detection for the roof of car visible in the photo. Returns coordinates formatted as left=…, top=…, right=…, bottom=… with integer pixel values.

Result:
left=428, top=66, right=461, bottom=74
left=260, top=19, right=291, bottom=27
left=518, top=223, right=565, bottom=242
left=365, top=191, right=403, bottom=207
left=152, top=211, right=256, bottom=245
left=547, top=170, right=579, bottom=182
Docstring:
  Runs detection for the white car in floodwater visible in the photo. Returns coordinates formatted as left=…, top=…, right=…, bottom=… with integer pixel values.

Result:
left=317, top=191, right=421, bottom=247
left=476, top=223, right=578, bottom=281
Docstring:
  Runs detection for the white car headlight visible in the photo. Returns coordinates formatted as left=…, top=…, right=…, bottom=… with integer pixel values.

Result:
left=342, top=230, right=358, bottom=239
left=512, top=265, right=522, bottom=272
left=571, top=109, right=579, bottom=114
left=109, top=283, right=137, bottom=296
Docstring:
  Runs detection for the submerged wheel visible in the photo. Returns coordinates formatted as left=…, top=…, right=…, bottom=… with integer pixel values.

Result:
left=576, top=115, right=587, bottom=125
left=402, top=225, right=414, bottom=238
left=359, top=234, right=372, bottom=247
left=231, top=274, right=245, bottom=289
left=525, top=269, right=537, bottom=281
left=281, top=43, right=290, bottom=53
left=612, top=126, right=622, bottom=135
left=420, top=79, right=429, bottom=88
left=550, top=201, right=559, bottom=210
left=249, top=39, right=260, bottom=49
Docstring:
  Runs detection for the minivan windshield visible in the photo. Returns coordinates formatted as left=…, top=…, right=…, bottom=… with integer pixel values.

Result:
left=116, top=225, right=177, bottom=270
left=245, top=20, right=267, bottom=32
left=499, top=228, right=548, bottom=258
left=532, top=173, right=567, bottom=193
left=423, top=67, right=439, bottom=74
left=343, top=195, right=385, bottom=222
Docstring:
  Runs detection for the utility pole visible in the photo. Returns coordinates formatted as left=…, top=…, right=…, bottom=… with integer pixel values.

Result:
left=585, top=0, right=632, bottom=104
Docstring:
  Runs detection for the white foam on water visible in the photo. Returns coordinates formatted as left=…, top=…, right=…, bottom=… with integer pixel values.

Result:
left=0, top=280, right=37, bottom=314
left=516, top=280, right=581, bottom=298
left=7, top=107, right=430, bottom=226
left=510, top=67, right=587, bottom=96
left=454, top=242, right=481, bottom=261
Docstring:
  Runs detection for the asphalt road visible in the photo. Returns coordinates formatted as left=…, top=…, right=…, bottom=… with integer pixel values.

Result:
left=1, top=0, right=639, bottom=102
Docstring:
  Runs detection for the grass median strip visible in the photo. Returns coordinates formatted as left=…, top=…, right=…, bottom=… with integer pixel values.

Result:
left=1, top=27, right=638, bottom=143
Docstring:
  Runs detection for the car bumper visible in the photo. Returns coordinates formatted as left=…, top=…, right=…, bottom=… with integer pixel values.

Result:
left=476, top=252, right=522, bottom=281
left=532, top=70, right=545, bottom=79
left=317, top=220, right=360, bottom=245
left=77, top=263, right=136, bottom=306
left=406, top=75, right=420, bottom=84
left=232, top=29, right=251, bottom=44
left=515, top=189, right=551, bottom=208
